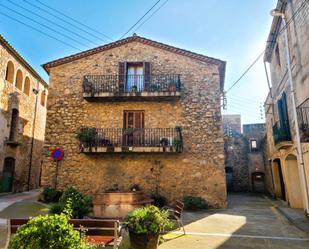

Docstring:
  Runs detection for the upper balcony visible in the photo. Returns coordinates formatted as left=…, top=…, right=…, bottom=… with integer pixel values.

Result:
left=82, top=74, right=181, bottom=101
left=297, top=98, right=309, bottom=142
left=77, top=127, right=183, bottom=154
left=272, top=121, right=292, bottom=148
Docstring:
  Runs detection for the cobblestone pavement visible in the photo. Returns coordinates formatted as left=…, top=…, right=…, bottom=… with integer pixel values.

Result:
left=159, top=193, right=309, bottom=249
left=0, top=190, right=40, bottom=249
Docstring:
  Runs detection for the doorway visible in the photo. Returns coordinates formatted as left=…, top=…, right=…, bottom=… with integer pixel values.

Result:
left=272, top=159, right=286, bottom=201
left=1, top=157, right=15, bottom=192
left=123, top=111, right=144, bottom=146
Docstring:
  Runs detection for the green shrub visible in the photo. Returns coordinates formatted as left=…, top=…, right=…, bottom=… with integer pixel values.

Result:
left=183, top=196, right=208, bottom=210
left=9, top=213, right=92, bottom=249
left=41, top=186, right=62, bottom=203
left=77, top=128, right=97, bottom=144
left=125, top=205, right=172, bottom=234
left=50, top=186, right=92, bottom=218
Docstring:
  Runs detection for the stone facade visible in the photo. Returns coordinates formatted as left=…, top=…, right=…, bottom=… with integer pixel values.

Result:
left=264, top=0, right=309, bottom=209
left=0, top=35, right=48, bottom=192
left=223, top=114, right=241, bottom=136
left=41, top=35, right=227, bottom=208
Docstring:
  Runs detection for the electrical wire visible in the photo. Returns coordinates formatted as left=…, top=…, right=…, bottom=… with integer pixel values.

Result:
left=225, top=0, right=307, bottom=94
left=0, top=3, right=90, bottom=49
left=120, top=0, right=162, bottom=39
left=35, top=0, right=113, bottom=41
left=7, top=0, right=99, bottom=47
left=0, top=11, right=81, bottom=51
left=23, top=0, right=108, bottom=43
left=133, top=0, right=169, bottom=33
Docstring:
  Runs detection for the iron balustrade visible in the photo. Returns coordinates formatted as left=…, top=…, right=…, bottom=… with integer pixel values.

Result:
left=272, top=121, right=291, bottom=145
left=297, top=98, right=309, bottom=132
left=79, top=128, right=182, bottom=150
left=83, top=74, right=181, bottom=94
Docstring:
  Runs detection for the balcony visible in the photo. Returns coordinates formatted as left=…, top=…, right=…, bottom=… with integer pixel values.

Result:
left=297, top=98, right=309, bottom=142
left=272, top=121, right=292, bottom=148
left=78, top=127, right=183, bottom=154
left=82, top=74, right=181, bottom=101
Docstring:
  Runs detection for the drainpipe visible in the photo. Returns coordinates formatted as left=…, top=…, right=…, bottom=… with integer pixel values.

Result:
left=271, top=9, right=309, bottom=214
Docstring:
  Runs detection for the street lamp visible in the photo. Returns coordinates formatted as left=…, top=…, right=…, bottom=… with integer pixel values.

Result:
left=270, top=9, right=309, bottom=214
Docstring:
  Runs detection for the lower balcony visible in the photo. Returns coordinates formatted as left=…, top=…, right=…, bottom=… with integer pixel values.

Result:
left=272, top=121, right=292, bottom=149
left=78, top=127, right=183, bottom=154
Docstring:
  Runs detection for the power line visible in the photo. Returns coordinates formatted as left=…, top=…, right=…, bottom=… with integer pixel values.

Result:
left=0, top=11, right=81, bottom=51
left=7, top=0, right=99, bottom=47
left=23, top=0, right=108, bottom=43
left=226, top=50, right=265, bottom=93
left=225, top=0, right=307, bottom=94
left=120, top=0, right=162, bottom=39
left=133, top=0, right=169, bottom=33
left=0, top=3, right=89, bottom=49
left=35, top=0, right=113, bottom=41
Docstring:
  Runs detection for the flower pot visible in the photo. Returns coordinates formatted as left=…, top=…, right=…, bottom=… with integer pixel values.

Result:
left=168, top=85, right=176, bottom=92
left=129, top=232, right=160, bottom=249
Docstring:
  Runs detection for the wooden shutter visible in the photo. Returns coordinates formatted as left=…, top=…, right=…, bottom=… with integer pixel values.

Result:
left=281, top=92, right=290, bottom=132
left=118, top=62, right=127, bottom=91
left=143, top=62, right=151, bottom=90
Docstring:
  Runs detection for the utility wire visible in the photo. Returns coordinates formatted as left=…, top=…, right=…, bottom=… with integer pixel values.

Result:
left=133, top=0, right=169, bottom=33
left=0, top=11, right=81, bottom=51
left=23, top=0, right=108, bottom=43
left=7, top=0, right=99, bottom=47
left=120, top=0, right=162, bottom=39
left=35, top=0, right=113, bottom=41
left=0, top=4, right=90, bottom=49
left=225, top=0, right=307, bottom=94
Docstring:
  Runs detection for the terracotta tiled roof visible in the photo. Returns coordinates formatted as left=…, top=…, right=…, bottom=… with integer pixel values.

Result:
left=42, top=35, right=226, bottom=90
left=0, top=35, right=47, bottom=87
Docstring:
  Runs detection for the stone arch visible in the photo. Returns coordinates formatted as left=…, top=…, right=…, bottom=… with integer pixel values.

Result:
left=15, top=69, right=23, bottom=91
left=23, top=76, right=30, bottom=96
left=5, top=61, right=15, bottom=83
left=285, top=154, right=303, bottom=208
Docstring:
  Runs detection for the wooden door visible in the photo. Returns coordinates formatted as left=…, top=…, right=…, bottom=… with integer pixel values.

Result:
left=123, top=111, right=144, bottom=146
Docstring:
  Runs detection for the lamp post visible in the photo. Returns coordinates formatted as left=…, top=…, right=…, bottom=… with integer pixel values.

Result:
left=27, top=87, right=39, bottom=191
left=270, top=9, right=309, bottom=214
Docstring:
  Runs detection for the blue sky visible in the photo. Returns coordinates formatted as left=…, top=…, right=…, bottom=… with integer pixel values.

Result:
left=0, top=0, right=277, bottom=125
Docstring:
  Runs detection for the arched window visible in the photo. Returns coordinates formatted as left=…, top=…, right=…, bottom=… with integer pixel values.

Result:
left=23, top=76, right=30, bottom=96
left=40, top=90, right=46, bottom=106
left=5, top=61, right=14, bottom=83
left=9, top=109, right=19, bottom=141
left=15, top=69, right=23, bottom=91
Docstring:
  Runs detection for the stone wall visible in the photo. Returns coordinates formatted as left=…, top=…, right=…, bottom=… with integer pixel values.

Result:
left=41, top=39, right=227, bottom=208
left=0, top=39, right=47, bottom=191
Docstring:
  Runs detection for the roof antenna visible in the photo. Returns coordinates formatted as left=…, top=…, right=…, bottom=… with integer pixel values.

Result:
left=132, top=33, right=137, bottom=37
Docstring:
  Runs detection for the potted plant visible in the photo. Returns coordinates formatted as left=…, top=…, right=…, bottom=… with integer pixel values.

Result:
left=173, top=138, right=183, bottom=152
left=160, top=137, right=169, bottom=152
left=76, top=128, right=97, bottom=152
left=149, top=84, right=159, bottom=92
left=125, top=205, right=172, bottom=249
left=168, top=79, right=177, bottom=92
left=124, top=127, right=135, bottom=135
left=131, top=85, right=138, bottom=93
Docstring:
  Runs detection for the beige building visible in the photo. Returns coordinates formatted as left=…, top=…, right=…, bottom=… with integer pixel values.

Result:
left=0, top=35, right=48, bottom=192
left=41, top=35, right=227, bottom=207
left=264, top=0, right=309, bottom=211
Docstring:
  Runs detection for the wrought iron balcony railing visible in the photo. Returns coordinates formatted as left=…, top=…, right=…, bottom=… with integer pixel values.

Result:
left=272, top=121, right=291, bottom=145
left=78, top=127, right=183, bottom=153
left=297, top=98, right=309, bottom=142
left=82, top=74, right=181, bottom=100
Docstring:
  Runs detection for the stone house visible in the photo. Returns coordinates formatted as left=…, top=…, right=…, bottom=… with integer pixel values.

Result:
left=264, top=0, right=309, bottom=210
left=0, top=35, right=48, bottom=192
left=41, top=35, right=227, bottom=207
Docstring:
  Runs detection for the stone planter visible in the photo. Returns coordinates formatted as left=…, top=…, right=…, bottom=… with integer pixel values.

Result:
left=129, top=232, right=160, bottom=249
left=93, top=191, right=153, bottom=218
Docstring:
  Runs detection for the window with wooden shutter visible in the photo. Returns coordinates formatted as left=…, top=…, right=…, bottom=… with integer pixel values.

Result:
left=118, top=62, right=127, bottom=91
left=143, top=62, right=151, bottom=90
